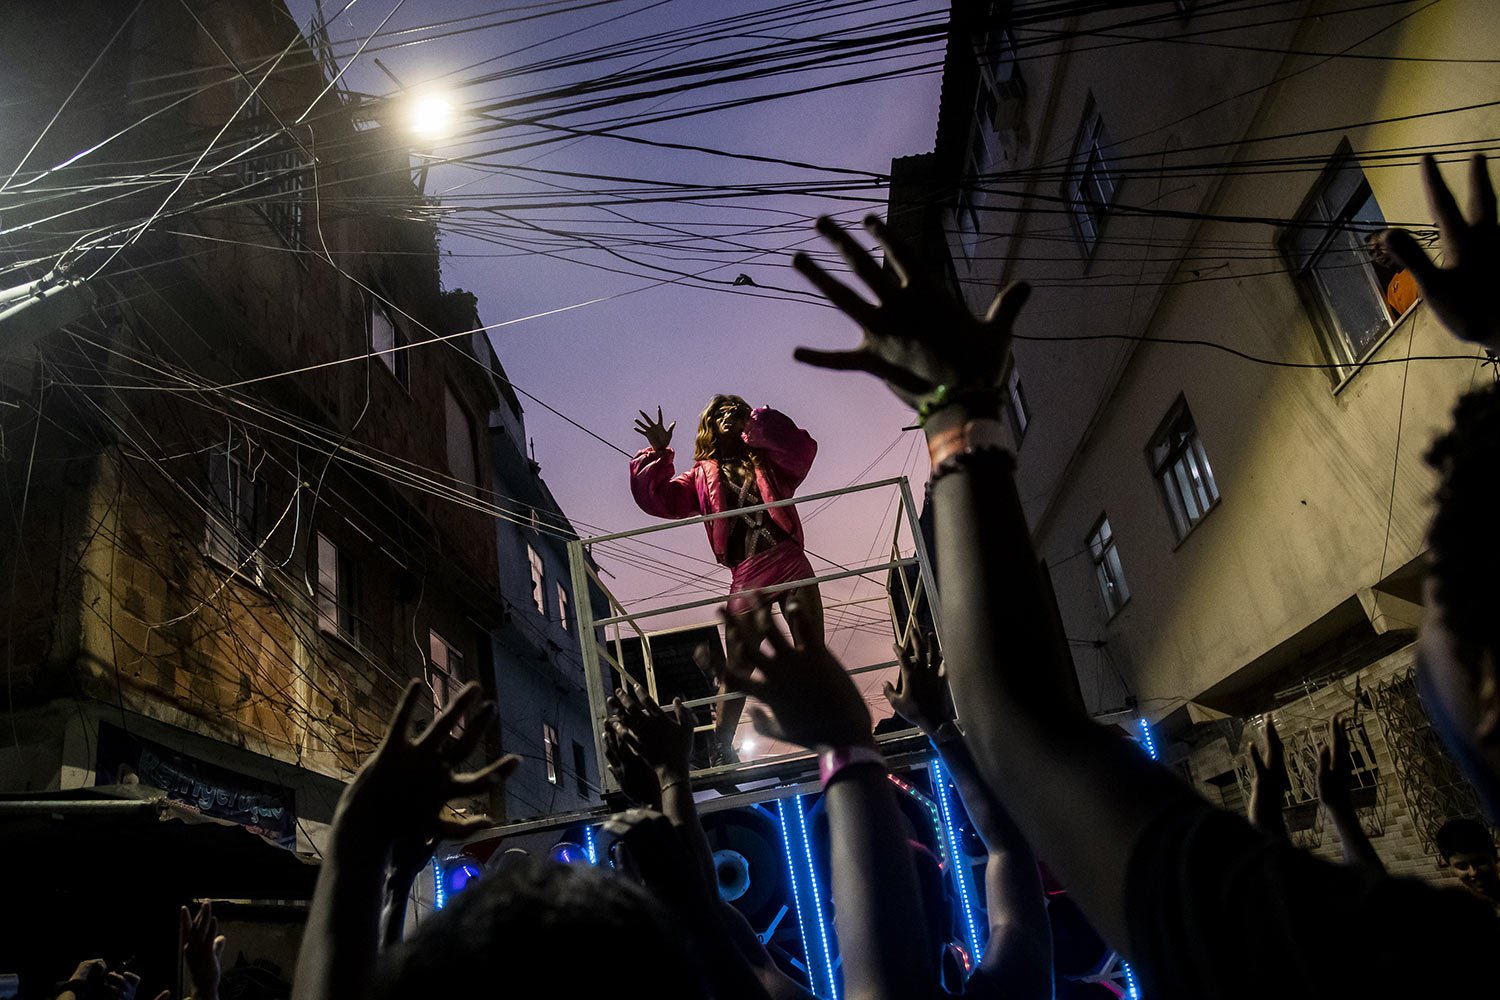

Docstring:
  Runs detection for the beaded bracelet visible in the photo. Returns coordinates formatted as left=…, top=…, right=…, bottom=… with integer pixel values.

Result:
left=925, top=417, right=1009, bottom=470
left=928, top=438, right=1016, bottom=485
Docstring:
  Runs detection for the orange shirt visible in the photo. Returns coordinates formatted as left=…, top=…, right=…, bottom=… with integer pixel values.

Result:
left=1386, top=268, right=1418, bottom=316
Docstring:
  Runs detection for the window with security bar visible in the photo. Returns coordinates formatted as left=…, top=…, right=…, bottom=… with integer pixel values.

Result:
left=1087, top=514, right=1130, bottom=617
left=1064, top=103, right=1116, bottom=254
left=206, top=446, right=262, bottom=580
left=1233, top=716, right=1386, bottom=847
left=230, top=81, right=308, bottom=247
left=1283, top=143, right=1407, bottom=371
left=427, top=630, right=464, bottom=725
left=1148, top=397, right=1220, bottom=540
left=1372, top=667, right=1487, bottom=856
left=544, top=723, right=561, bottom=786
left=316, top=532, right=356, bottom=639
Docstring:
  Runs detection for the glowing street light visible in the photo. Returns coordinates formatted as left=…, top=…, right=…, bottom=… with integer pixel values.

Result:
left=409, top=95, right=452, bottom=137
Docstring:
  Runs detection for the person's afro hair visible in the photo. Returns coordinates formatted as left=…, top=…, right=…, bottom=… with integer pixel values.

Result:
left=1424, top=379, right=1500, bottom=675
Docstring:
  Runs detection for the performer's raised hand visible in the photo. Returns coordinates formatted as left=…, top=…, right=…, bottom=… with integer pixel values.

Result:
left=792, top=215, right=1031, bottom=418
left=1380, top=153, right=1500, bottom=350
left=633, top=406, right=675, bottom=453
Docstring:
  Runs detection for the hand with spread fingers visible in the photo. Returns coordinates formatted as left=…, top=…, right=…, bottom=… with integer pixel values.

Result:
left=633, top=406, right=675, bottom=453
left=1317, top=717, right=1356, bottom=817
left=717, top=597, right=871, bottom=751
left=883, top=628, right=953, bottom=737
left=339, top=680, right=518, bottom=846
left=1315, top=716, right=1385, bottom=872
left=610, top=678, right=695, bottom=779
left=181, top=901, right=226, bottom=1000
left=603, top=715, right=664, bottom=808
left=1248, top=715, right=1289, bottom=839
left=1380, top=154, right=1500, bottom=350
left=792, top=214, right=1031, bottom=420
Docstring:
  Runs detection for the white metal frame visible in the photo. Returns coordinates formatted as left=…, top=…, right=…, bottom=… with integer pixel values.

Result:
left=567, top=476, right=942, bottom=794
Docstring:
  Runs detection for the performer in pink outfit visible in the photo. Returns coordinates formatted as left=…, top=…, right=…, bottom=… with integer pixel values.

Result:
left=631, top=395, right=825, bottom=762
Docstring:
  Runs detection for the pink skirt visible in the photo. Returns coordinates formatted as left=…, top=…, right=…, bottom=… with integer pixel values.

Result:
left=726, top=540, right=816, bottom=615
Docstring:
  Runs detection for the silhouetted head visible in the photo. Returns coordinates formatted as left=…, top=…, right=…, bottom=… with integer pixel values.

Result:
left=1435, top=818, right=1500, bottom=903
left=374, top=856, right=705, bottom=998
left=1418, top=382, right=1500, bottom=824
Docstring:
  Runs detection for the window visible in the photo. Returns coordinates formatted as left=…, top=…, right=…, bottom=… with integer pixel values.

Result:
left=955, top=186, right=983, bottom=262
left=1087, top=515, right=1130, bottom=616
left=528, top=545, right=546, bottom=614
left=427, top=630, right=464, bottom=718
left=980, top=26, right=1024, bottom=102
left=557, top=582, right=569, bottom=632
left=1284, top=146, right=1403, bottom=366
left=1005, top=363, right=1029, bottom=438
left=231, top=82, right=307, bottom=246
left=544, top=723, right=561, bottom=785
left=1064, top=105, right=1116, bottom=254
left=444, top=386, right=478, bottom=491
left=572, top=740, right=588, bottom=796
left=370, top=301, right=409, bottom=388
left=315, top=533, right=356, bottom=637
left=1148, top=398, right=1220, bottom=540
left=206, top=447, right=261, bottom=575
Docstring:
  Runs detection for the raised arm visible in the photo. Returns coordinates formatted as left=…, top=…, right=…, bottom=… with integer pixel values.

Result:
left=291, top=682, right=517, bottom=1000
left=630, top=406, right=701, bottom=519
left=884, top=630, right=1052, bottom=1000
left=611, top=679, right=715, bottom=886
left=744, top=406, right=817, bottom=487
left=608, top=680, right=817, bottom=1000
left=1318, top=719, right=1385, bottom=873
left=721, top=599, right=935, bottom=1000
left=791, top=214, right=1200, bottom=952
left=1379, top=154, right=1498, bottom=351
left=1248, top=717, right=1289, bottom=841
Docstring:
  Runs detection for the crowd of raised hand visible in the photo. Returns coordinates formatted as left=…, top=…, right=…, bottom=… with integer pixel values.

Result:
left=47, top=155, right=1500, bottom=1000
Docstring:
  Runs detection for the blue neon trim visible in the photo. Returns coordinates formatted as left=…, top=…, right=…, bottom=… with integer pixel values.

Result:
left=792, top=796, right=840, bottom=1000
left=1137, top=717, right=1159, bottom=761
left=583, top=825, right=599, bottom=865
left=931, top=758, right=985, bottom=962
left=1123, top=960, right=1142, bottom=998
left=777, top=798, right=818, bottom=995
left=432, top=857, right=446, bottom=911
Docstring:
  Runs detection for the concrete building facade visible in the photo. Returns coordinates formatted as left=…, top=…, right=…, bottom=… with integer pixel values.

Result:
left=0, top=0, right=602, bottom=885
left=900, top=0, right=1498, bottom=879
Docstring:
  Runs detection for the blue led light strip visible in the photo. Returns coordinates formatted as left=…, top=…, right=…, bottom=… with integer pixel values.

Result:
left=777, top=798, right=819, bottom=996
left=1137, top=717, right=1159, bottom=761
left=1127, top=718, right=1154, bottom=998
left=931, top=758, right=985, bottom=962
left=583, top=825, right=599, bottom=865
left=792, top=796, right=840, bottom=1000
left=432, top=857, right=446, bottom=911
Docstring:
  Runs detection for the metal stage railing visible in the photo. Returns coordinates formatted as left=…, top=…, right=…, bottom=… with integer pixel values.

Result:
left=567, top=475, right=942, bottom=795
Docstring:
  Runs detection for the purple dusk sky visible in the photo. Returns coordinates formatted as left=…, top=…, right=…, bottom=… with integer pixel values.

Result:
left=287, top=0, right=950, bottom=715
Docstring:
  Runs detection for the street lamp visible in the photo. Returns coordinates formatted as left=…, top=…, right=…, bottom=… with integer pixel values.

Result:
left=409, top=95, right=451, bottom=138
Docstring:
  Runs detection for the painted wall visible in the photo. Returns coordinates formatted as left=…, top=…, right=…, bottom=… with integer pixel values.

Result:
left=942, top=0, right=1499, bottom=711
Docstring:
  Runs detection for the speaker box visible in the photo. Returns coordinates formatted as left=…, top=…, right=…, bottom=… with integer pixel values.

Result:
left=701, top=808, right=790, bottom=931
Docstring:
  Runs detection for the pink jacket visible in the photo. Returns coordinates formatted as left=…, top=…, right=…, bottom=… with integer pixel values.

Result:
left=629, top=407, right=817, bottom=566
